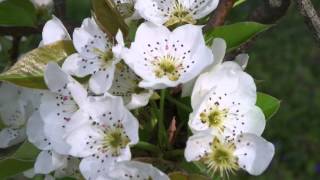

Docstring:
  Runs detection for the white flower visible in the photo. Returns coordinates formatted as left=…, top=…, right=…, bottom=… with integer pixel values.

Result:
left=30, top=0, right=53, bottom=8
left=0, top=82, right=49, bottom=148
left=123, top=22, right=213, bottom=89
left=188, top=39, right=265, bottom=139
left=62, top=17, right=124, bottom=94
left=191, top=38, right=254, bottom=109
left=184, top=131, right=275, bottom=176
left=109, top=62, right=153, bottom=109
left=41, top=15, right=71, bottom=46
left=65, top=95, right=139, bottom=180
left=188, top=76, right=265, bottom=139
left=135, top=0, right=219, bottom=26
left=96, top=161, right=169, bottom=180
left=40, top=62, right=92, bottom=154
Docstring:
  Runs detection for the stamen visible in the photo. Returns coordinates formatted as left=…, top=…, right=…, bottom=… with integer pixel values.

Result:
left=201, top=138, right=239, bottom=177
left=152, top=55, right=182, bottom=81
left=165, top=1, right=196, bottom=27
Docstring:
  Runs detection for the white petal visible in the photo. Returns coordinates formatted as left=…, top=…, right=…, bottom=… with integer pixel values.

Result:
left=234, top=134, right=275, bottom=175
left=170, top=24, right=213, bottom=83
left=44, top=62, right=74, bottom=96
left=34, top=150, right=67, bottom=174
left=0, top=100, right=27, bottom=127
left=79, top=156, right=112, bottom=180
left=102, top=161, right=169, bottom=180
left=134, top=0, right=169, bottom=25
left=26, top=111, right=51, bottom=150
left=185, top=0, right=219, bottom=19
left=184, top=131, right=214, bottom=162
left=67, top=82, right=88, bottom=107
left=23, top=169, right=35, bottom=178
left=210, top=38, right=226, bottom=68
left=40, top=93, right=80, bottom=154
left=126, top=90, right=153, bottom=110
left=0, top=127, right=26, bottom=148
left=112, top=30, right=125, bottom=59
left=234, top=54, right=249, bottom=70
left=0, top=82, right=22, bottom=105
left=62, top=53, right=100, bottom=77
left=42, top=15, right=70, bottom=45
left=191, top=61, right=255, bottom=109
left=89, top=65, right=116, bottom=94
left=66, top=124, right=99, bottom=157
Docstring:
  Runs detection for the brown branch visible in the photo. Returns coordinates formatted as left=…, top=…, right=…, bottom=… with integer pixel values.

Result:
left=203, top=0, right=235, bottom=31
left=10, top=36, right=22, bottom=64
left=295, top=0, right=320, bottom=44
left=0, top=26, right=42, bottom=36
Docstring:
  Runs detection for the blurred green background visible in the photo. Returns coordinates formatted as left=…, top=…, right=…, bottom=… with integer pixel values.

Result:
left=236, top=1, right=320, bottom=179
left=1, top=0, right=320, bottom=179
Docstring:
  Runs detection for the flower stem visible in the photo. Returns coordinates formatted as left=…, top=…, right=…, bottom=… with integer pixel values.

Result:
left=158, top=89, right=168, bottom=149
left=133, top=141, right=162, bottom=156
left=165, top=95, right=192, bottom=112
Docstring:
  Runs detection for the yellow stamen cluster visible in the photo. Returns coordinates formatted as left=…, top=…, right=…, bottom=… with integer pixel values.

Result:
left=202, top=138, right=239, bottom=178
left=165, top=1, right=196, bottom=27
left=102, top=127, right=130, bottom=156
left=200, top=106, right=229, bottom=132
left=153, top=55, right=181, bottom=81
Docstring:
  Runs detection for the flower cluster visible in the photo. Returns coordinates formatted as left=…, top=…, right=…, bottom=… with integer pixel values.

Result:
left=0, top=0, right=276, bottom=179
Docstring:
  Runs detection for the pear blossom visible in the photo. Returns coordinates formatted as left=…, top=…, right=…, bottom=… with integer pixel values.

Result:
left=0, top=82, right=45, bottom=148
left=41, top=15, right=71, bottom=46
left=109, top=62, right=153, bottom=109
left=96, top=161, right=169, bottom=180
left=62, top=17, right=124, bottom=94
left=135, top=0, right=219, bottom=26
left=123, top=22, right=213, bottom=89
left=191, top=38, right=254, bottom=109
left=30, top=0, right=53, bottom=8
left=188, top=77, right=265, bottom=139
left=65, top=95, right=139, bottom=180
left=185, top=131, right=275, bottom=177
left=40, top=62, right=93, bottom=154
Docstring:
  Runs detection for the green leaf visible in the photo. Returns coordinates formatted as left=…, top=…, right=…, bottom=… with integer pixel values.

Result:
left=91, top=0, right=129, bottom=36
left=0, top=40, right=76, bottom=89
left=256, top=92, right=281, bottom=120
left=0, top=141, right=39, bottom=179
left=204, top=22, right=270, bottom=51
left=169, top=172, right=210, bottom=180
left=0, top=0, right=37, bottom=27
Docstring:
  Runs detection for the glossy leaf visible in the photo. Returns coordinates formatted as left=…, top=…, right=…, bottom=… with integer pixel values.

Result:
left=0, top=40, right=75, bottom=89
left=0, top=0, right=37, bottom=27
left=0, top=141, right=39, bottom=179
left=204, top=22, right=270, bottom=51
left=256, top=92, right=281, bottom=120
left=91, top=0, right=128, bottom=36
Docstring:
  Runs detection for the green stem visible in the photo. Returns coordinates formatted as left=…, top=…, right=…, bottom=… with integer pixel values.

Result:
left=165, top=95, right=192, bottom=112
left=133, top=141, right=162, bottom=156
left=164, top=149, right=184, bottom=159
left=158, top=89, right=168, bottom=148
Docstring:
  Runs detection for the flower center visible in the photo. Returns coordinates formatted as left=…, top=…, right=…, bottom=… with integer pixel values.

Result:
left=94, top=48, right=114, bottom=64
left=154, top=55, right=181, bottom=81
left=200, top=106, right=228, bottom=131
left=165, top=2, right=196, bottom=27
left=102, top=126, right=130, bottom=156
left=202, top=138, right=239, bottom=177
